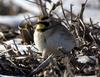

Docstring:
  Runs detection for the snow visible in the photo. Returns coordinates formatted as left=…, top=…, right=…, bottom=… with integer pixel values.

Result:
left=77, top=55, right=96, bottom=63
left=0, top=13, right=36, bottom=28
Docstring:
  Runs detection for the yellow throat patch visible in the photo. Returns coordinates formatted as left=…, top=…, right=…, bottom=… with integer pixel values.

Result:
left=36, top=24, right=46, bottom=32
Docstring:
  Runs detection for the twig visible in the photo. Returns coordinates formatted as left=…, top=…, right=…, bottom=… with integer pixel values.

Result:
left=13, top=39, right=19, bottom=51
left=60, top=0, right=70, bottom=29
left=36, top=0, right=48, bottom=16
left=28, top=54, right=53, bottom=77
left=6, top=58, right=26, bottom=75
left=64, top=56, right=74, bottom=77
left=79, top=0, right=88, bottom=20
left=90, top=18, right=94, bottom=27
left=0, top=48, right=13, bottom=56
left=79, top=19, right=86, bottom=41
left=70, top=4, right=73, bottom=23
left=64, top=9, right=77, bottom=18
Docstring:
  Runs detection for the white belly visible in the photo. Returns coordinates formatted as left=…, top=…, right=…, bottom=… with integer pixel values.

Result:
left=34, top=30, right=47, bottom=51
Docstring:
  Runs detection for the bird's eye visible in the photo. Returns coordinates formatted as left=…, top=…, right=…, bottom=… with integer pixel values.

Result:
left=43, top=22, right=49, bottom=27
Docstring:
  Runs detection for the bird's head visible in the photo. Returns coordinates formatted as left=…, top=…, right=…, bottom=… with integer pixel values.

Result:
left=35, top=16, right=51, bottom=32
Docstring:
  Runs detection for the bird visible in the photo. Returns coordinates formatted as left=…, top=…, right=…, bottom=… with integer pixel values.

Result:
left=34, top=16, right=76, bottom=59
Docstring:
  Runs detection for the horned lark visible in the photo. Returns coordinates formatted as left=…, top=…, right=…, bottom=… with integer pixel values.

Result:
left=34, top=16, right=76, bottom=58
